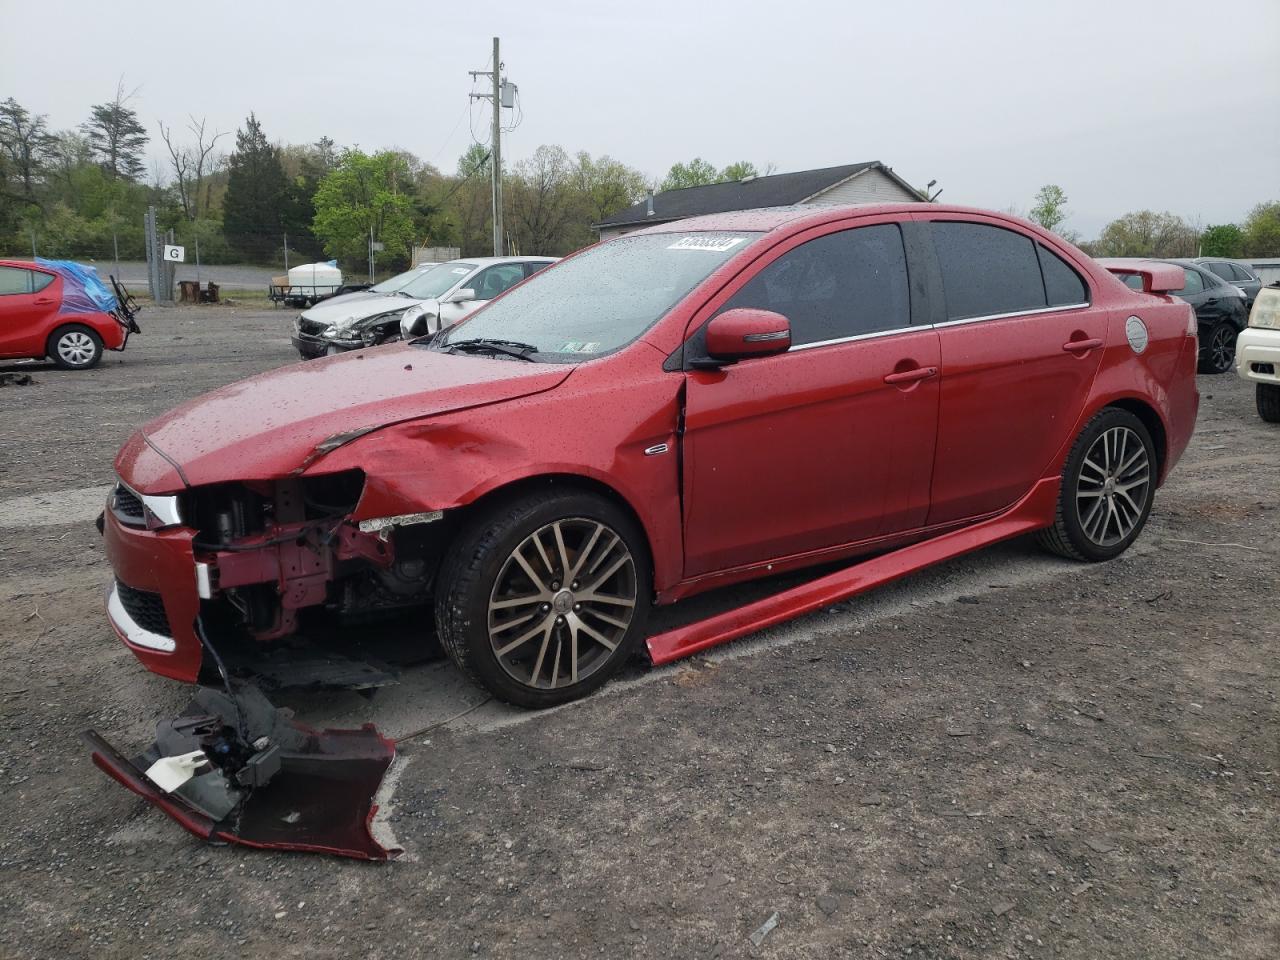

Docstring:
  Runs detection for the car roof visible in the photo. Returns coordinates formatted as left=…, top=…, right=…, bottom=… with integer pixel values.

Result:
left=626, top=202, right=1051, bottom=238
left=455, top=256, right=559, bottom=266
left=0, top=258, right=40, bottom=269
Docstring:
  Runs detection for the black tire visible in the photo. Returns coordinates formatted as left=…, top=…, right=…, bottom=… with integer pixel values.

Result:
left=47, top=324, right=103, bottom=370
left=1258, top=383, right=1280, bottom=423
left=1036, top=407, right=1157, bottom=562
left=435, top=489, right=652, bottom=708
left=1197, top=320, right=1236, bottom=374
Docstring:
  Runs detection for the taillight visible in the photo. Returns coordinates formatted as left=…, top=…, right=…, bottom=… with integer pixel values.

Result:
left=1186, top=305, right=1197, bottom=337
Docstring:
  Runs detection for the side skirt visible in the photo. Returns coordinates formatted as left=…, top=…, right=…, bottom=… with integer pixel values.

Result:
left=645, top=476, right=1060, bottom=666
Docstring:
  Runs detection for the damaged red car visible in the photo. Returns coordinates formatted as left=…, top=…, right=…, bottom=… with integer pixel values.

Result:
left=102, top=204, right=1199, bottom=708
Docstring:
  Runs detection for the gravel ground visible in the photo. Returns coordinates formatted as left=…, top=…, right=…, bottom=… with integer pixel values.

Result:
left=0, top=305, right=1276, bottom=959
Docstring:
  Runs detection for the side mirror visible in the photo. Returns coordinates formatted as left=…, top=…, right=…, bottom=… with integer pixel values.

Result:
left=445, top=288, right=477, bottom=304
left=703, top=308, right=791, bottom=364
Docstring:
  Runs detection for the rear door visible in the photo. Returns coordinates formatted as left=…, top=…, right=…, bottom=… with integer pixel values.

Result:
left=681, top=218, right=941, bottom=576
left=919, top=218, right=1103, bottom=525
left=0, top=266, right=58, bottom=358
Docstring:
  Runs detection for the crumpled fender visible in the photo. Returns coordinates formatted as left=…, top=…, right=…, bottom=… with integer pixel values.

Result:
left=308, top=346, right=687, bottom=591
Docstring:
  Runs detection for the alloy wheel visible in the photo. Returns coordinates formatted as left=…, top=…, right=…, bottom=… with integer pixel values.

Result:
left=1209, top=324, right=1235, bottom=372
left=487, top=517, right=637, bottom=690
left=57, top=331, right=96, bottom=367
left=1075, top=426, right=1151, bottom=547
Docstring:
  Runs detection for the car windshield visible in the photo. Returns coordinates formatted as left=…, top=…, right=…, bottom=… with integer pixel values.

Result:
left=398, top=261, right=477, bottom=300
left=433, top=232, right=762, bottom=361
left=370, top=267, right=435, bottom=294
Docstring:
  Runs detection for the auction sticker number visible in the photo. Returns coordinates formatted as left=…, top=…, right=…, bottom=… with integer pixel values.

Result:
left=667, top=236, right=747, bottom=253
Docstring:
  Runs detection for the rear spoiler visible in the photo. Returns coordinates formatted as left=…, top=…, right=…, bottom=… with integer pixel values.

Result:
left=1096, top=259, right=1183, bottom=294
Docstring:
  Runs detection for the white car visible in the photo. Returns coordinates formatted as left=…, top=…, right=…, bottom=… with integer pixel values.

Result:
left=1236, top=285, right=1280, bottom=422
left=292, top=257, right=554, bottom=359
left=398, top=256, right=557, bottom=340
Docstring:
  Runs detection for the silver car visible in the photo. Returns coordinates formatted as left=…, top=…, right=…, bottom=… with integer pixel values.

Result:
left=291, top=257, right=555, bottom=359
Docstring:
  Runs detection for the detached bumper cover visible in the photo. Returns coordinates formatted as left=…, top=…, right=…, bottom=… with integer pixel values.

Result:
left=84, top=684, right=398, bottom=860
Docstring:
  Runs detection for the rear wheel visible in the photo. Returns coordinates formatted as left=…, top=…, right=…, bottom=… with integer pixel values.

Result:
left=435, top=490, right=651, bottom=708
left=48, top=324, right=103, bottom=370
left=1258, top=383, right=1280, bottom=423
left=1037, top=408, right=1156, bottom=562
left=1197, top=321, right=1236, bottom=374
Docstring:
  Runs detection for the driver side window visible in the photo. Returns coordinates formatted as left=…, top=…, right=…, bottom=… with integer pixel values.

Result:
left=473, top=264, right=526, bottom=300
left=1176, top=269, right=1204, bottom=296
left=718, top=224, right=911, bottom=346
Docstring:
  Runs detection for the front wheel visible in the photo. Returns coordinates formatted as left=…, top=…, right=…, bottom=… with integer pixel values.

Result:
left=1037, top=408, right=1157, bottom=562
left=48, top=324, right=104, bottom=370
left=1197, top=321, right=1236, bottom=374
left=435, top=490, right=651, bottom=708
left=1258, top=383, right=1280, bottom=423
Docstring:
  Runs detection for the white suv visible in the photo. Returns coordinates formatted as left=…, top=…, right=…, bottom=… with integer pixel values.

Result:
left=1236, top=285, right=1280, bottom=422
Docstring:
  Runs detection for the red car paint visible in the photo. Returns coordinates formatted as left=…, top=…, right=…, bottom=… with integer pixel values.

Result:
left=0, top=259, right=128, bottom=361
left=102, top=204, right=1199, bottom=684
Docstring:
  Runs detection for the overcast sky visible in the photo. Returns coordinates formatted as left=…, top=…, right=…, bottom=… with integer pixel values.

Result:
left=3, top=0, right=1277, bottom=237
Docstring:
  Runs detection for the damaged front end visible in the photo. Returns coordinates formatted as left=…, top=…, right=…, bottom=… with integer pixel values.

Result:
left=84, top=683, right=398, bottom=860
left=103, top=467, right=455, bottom=686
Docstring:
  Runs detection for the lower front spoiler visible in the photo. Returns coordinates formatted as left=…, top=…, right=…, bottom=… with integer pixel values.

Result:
left=84, top=684, right=399, bottom=861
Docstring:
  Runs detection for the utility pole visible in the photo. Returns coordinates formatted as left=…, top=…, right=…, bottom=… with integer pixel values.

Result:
left=470, top=37, right=515, bottom=257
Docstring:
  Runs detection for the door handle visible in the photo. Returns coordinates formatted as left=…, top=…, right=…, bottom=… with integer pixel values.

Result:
left=1062, top=338, right=1103, bottom=354
left=34, top=297, right=55, bottom=305
left=883, top=365, right=938, bottom=385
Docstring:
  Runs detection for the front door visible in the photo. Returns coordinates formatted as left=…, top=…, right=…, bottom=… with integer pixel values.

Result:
left=681, top=221, right=941, bottom=578
left=920, top=219, right=1105, bottom=524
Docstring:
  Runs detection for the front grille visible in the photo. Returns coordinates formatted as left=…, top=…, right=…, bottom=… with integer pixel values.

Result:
left=112, top=483, right=146, bottom=526
left=116, top=581, right=172, bottom=637
left=298, top=318, right=327, bottom=337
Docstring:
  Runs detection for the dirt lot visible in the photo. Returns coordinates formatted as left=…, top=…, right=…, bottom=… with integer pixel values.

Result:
left=0, top=304, right=1276, bottom=960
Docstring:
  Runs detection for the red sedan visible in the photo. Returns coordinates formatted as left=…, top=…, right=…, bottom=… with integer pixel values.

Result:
left=0, top=258, right=136, bottom=369
left=102, top=204, right=1198, bottom=708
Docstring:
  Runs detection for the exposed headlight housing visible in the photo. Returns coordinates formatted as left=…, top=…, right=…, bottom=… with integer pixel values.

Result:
left=1248, top=287, right=1280, bottom=330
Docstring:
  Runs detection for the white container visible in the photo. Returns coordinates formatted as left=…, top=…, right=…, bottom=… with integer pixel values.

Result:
left=287, top=262, right=343, bottom=298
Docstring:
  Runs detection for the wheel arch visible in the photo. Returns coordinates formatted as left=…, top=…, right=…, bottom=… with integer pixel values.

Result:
left=1105, top=397, right=1168, bottom=480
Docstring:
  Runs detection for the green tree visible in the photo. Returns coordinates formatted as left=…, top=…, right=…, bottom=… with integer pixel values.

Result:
left=1242, top=202, right=1280, bottom=256
left=1199, top=223, right=1244, bottom=258
left=571, top=152, right=648, bottom=225
left=719, top=160, right=760, bottom=182
left=0, top=97, right=54, bottom=202
left=312, top=148, right=416, bottom=267
left=81, top=81, right=149, bottom=182
left=222, top=113, right=292, bottom=261
left=1093, top=210, right=1198, bottom=258
left=1029, top=184, right=1069, bottom=234
left=660, top=158, right=720, bottom=191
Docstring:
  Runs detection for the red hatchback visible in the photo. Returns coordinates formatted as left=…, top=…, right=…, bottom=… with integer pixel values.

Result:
left=101, top=204, right=1198, bottom=707
left=0, top=259, right=136, bottom=369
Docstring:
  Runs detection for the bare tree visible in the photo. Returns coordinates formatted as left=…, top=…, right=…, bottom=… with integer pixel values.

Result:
left=159, top=115, right=225, bottom=220
left=0, top=97, right=55, bottom=201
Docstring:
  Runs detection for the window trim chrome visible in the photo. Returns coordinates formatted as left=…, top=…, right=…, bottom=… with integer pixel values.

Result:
left=107, top=583, right=176, bottom=653
left=930, top=301, right=1091, bottom=329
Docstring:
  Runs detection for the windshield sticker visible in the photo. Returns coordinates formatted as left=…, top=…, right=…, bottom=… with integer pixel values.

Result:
left=667, top=236, right=747, bottom=253
left=559, top=341, right=601, bottom=354
left=450, top=267, right=470, bottom=275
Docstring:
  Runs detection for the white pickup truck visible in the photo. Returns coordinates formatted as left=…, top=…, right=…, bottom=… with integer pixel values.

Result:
left=1236, top=284, right=1280, bottom=422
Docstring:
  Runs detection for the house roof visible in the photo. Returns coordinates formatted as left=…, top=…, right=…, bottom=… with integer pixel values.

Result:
left=593, top=161, right=919, bottom=230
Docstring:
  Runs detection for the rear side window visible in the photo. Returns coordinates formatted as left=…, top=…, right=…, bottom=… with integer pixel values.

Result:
left=719, top=223, right=910, bottom=346
left=931, top=222, right=1046, bottom=321
left=524, top=261, right=552, bottom=278
left=1229, top=263, right=1255, bottom=282
left=1175, top=269, right=1204, bottom=296
left=1206, top=262, right=1233, bottom=280
left=0, top=266, right=51, bottom=295
left=1036, top=244, right=1088, bottom=306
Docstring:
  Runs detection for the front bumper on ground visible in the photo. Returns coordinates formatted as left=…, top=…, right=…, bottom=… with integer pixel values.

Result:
left=1235, top=327, right=1280, bottom=386
left=101, top=506, right=204, bottom=682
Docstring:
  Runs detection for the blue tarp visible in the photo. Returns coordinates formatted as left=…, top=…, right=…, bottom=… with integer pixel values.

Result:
left=35, top=258, right=118, bottom=315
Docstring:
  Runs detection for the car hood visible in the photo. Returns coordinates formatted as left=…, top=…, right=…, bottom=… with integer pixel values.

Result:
left=299, top=293, right=423, bottom=329
left=118, top=345, right=573, bottom=491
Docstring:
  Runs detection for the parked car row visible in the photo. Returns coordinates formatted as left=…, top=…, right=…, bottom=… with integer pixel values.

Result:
left=290, top=256, right=556, bottom=359
left=102, top=203, right=1200, bottom=710
left=1236, top=282, right=1280, bottom=422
